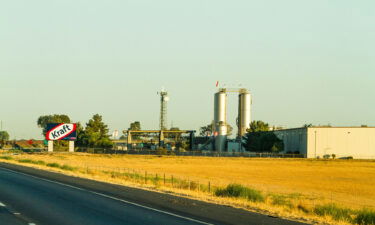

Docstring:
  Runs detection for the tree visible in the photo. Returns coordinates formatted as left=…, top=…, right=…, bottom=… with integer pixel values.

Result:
left=199, top=123, right=214, bottom=136
left=81, top=114, right=113, bottom=148
left=37, top=114, right=71, bottom=136
left=303, top=124, right=313, bottom=128
left=129, top=121, right=141, bottom=131
left=128, top=121, right=142, bottom=140
left=168, top=127, right=181, bottom=139
left=0, top=131, right=10, bottom=148
left=75, top=122, right=85, bottom=146
left=0, top=131, right=9, bottom=141
left=119, top=135, right=127, bottom=140
left=243, top=120, right=283, bottom=153
left=199, top=123, right=233, bottom=136
left=248, top=120, right=270, bottom=133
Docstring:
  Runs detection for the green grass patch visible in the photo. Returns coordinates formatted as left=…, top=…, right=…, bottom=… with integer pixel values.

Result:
left=215, top=184, right=265, bottom=203
left=60, top=164, right=75, bottom=171
left=46, top=163, right=60, bottom=168
left=314, top=203, right=353, bottom=222
left=18, top=159, right=34, bottom=163
left=0, top=155, right=13, bottom=160
left=354, top=209, right=375, bottom=225
left=271, top=194, right=294, bottom=208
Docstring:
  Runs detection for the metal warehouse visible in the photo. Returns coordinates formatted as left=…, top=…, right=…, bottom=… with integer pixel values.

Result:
left=274, top=127, right=375, bottom=159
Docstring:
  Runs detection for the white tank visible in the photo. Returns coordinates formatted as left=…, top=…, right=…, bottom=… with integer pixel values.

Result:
left=214, top=91, right=228, bottom=151
left=215, top=135, right=227, bottom=152
left=214, top=91, right=227, bottom=126
left=238, top=91, right=251, bottom=137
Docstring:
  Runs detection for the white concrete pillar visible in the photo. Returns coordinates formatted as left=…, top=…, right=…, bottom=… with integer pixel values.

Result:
left=69, top=141, right=75, bottom=152
left=48, top=141, right=54, bottom=152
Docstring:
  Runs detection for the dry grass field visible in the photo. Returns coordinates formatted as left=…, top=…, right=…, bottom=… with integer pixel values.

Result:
left=1, top=152, right=375, bottom=224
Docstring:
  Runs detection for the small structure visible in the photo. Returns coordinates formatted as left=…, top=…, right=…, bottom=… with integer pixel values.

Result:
left=274, top=127, right=375, bottom=159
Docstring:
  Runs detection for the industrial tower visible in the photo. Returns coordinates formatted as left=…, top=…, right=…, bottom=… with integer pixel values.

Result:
left=214, top=88, right=252, bottom=151
left=159, top=89, right=169, bottom=130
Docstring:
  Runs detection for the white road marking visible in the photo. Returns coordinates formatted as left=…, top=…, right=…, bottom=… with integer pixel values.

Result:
left=0, top=167, right=213, bottom=225
left=0, top=197, right=37, bottom=225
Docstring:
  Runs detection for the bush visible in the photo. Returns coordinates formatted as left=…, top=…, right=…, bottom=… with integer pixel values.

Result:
left=46, top=163, right=60, bottom=168
left=0, top=156, right=13, bottom=160
left=16, top=158, right=46, bottom=165
left=60, top=164, right=75, bottom=171
left=35, top=160, right=46, bottom=165
left=18, top=159, right=34, bottom=163
left=313, top=204, right=353, bottom=222
left=215, top=184, right=265, bottom=203
left=271, top=195, right=293, bottom=208
left=355, top=209, right=375, bottom=225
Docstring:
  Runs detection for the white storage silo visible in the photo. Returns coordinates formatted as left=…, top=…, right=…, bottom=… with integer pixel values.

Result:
left=214, top=91, right=228, bottom=151
left=238, top=90, right=251, bottom=137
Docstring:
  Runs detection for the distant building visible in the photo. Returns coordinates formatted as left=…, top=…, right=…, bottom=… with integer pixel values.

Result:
left=274, top=127, right=375, bottom=159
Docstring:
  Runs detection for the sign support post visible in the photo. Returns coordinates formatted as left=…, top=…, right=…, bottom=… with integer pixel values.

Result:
left=48, top=141, right=54, bottom=152
left=69, top=141, right=74, bottom=152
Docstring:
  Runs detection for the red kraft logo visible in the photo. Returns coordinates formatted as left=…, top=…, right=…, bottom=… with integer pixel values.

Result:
left=46, top=123, right=77, bottom=141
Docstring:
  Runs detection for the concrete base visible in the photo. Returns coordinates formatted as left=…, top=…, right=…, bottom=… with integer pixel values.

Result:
left=48, top=141, right=53, bottom=152
left=69, top=141, right=75, bottom=152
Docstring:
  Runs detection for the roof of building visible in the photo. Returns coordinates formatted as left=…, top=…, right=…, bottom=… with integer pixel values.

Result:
left=274, top=126, right=375, bottom=132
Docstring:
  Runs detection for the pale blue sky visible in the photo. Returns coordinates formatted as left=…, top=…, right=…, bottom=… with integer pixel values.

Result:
left=1, top=0, right=374, bottom=139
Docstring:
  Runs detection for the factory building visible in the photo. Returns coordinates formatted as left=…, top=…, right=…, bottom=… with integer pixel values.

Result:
left=274, top=127, right=375, bottom=159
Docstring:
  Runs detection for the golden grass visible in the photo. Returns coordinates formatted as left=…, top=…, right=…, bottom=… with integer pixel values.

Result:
left=1, top=152, right=375, bottom=225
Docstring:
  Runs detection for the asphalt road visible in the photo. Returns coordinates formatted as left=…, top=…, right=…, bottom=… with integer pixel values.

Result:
left=0, top=202, right=29, bottom=225
left=0, top=163, right=309, bottom=225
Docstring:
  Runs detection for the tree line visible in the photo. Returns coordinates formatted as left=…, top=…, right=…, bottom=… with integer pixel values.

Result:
left=2, top=115, right=289, bottom=153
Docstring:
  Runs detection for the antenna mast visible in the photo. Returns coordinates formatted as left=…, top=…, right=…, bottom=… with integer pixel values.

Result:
left=159, top=88, right=169, bottom=130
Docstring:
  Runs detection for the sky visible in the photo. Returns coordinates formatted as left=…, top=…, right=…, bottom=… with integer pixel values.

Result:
left=0, top=0, right=374, bottom=139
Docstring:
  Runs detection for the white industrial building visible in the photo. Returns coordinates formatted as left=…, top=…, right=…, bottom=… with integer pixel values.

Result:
left=274, top=127, right=375, bottom=159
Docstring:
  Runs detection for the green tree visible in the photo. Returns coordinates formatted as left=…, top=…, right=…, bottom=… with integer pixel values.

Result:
left=0, top=131, right=10, bottom=148
left=82, top=114, right=113, bottom=148
left=37, top=114, right=71, bottom=136
left=248, top=120, right=270, bottom=133
left=199, top=123, right=233, bottom=136
left=75, top=122, right=85, bottom=146
left=168, top=127, right=180, bottom=139
left=243, top=120, right=283, bottom=153
left=129, top=121, right=141, bottom=130
left=0, top=131, right=9, bottom=141
left=128, top=121, right=142, bottom=140
left=119, top=135, right=126, bottom=140
left=199, top=123, right=214, bottom=136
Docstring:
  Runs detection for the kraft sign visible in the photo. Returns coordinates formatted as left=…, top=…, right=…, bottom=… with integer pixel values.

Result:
left=46, top=123, right=77, bottom=141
